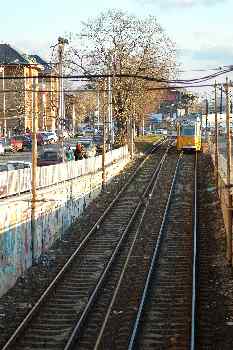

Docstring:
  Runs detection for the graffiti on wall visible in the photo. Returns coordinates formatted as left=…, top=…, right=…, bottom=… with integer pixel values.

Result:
left=0, top=155, right=129, bottom=297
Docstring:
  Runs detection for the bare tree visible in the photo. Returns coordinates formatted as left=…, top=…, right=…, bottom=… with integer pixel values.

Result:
left=65, top=9, right=177, bottom=144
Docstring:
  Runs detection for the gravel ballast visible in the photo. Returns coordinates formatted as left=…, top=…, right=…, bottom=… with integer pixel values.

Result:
left=1, top=147, right=233, bottom=349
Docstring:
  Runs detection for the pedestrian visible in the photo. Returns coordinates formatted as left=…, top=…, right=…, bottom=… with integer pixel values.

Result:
left=74, top=143, right=83, bottom=160
left=66, top=145, right=74, bottom=161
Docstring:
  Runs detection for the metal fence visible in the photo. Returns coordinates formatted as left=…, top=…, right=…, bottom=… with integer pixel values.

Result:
left=0, top=146, right=129, bottom=198
left=208, top=136, right=233, bottom=183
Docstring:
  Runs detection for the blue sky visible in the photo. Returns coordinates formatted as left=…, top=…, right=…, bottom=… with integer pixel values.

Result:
left=1, top=0, right=232, bottom=82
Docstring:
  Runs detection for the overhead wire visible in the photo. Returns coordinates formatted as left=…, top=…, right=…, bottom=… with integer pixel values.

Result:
left=0, top=64, right=231, bottom=86
left=0, top=83, right=222, bottom=94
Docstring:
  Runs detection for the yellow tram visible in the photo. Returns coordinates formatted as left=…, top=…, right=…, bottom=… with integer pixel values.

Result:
left=176, top=117, right=202, bottom=151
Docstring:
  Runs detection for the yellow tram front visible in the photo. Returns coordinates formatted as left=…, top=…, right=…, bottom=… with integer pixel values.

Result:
left=176, top=120, right=201, bottom=151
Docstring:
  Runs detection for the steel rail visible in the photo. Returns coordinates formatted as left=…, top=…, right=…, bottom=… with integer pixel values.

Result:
left=128, top=152, right=182, bottom=350
left=64, top=145, right=170, bottom=350
left=190, top=151, right=198, bottom=350
left=1, top=138, right=167, bottom=350
left=92, top=147, right=169, bottom=350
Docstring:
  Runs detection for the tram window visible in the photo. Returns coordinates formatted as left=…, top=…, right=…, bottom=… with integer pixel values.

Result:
left=180, top=128, right=195, bottom=136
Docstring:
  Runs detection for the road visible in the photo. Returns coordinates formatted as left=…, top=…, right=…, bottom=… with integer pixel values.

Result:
left=0, top=144, right=63, bottom=164
left=0, top=151, right=32, bottom=164
left=0, top=138, right=96, bottom=165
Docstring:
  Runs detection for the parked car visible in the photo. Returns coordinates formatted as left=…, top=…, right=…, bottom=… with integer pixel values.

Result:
left=82, top=127, right=95, bottom=137
left=93, top=135, right=103, bottom=154
left=37, top=148, right=64, bottom=167
left=78, top=139, right=96, bottom=158
left=7, top=161, right=32, bottom=170
left=56, top=130, right=69, bottom=140
left=0, top=140, right=5, bottom=155
left=0, top=163, right=15, bottom=172
left=169, top=130, right=177, bottom=139
left=2, top=138, right=13, bottom=152
left=144, top=129, right=152, bottom=135
left=21, top=135, right=32, bottom=150
left=68, top=131, right=75, bottom=138
left=45, top=131, right=58, bottom=143
left=10, top=136, right=24, bottom=151
left=38, top=131, right=58, bottom=144
left=37, top=132, right=48, bottom=146
left=40, top=133, right=51, bottom=144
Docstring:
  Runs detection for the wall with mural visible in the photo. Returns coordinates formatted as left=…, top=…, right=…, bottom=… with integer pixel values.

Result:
left=0, top=153, right=129, bottom=297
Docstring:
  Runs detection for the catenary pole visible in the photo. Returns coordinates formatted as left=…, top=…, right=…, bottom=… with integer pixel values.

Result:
left=102, top=94, right=106, bottom=191
left=2, top=67, right=6, bottom=136
left=0, top=66, right=6, bottom=136
left=31, top=76, right=38, bottom=262
left=58, top=38, right=64, bottom=161
left=108, top=74, right=112, bottom=150
left=205, top=98, right=208, bottom=139
left=97, top=82, right=100, bottom=130
left=225, top=77, right=232, bottom=264
left=214, top=81, right=219, bottom=189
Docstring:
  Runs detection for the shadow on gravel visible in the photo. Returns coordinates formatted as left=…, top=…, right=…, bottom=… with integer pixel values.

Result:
left=198, top=152, right=233, bottom=350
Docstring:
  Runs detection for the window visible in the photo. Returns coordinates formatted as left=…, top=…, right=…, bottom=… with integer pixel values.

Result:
left=42, top=152, right=59, bottom=161
left=15, top=136, right=23, bottom=141
left=180, top=127, right=195, bottom=136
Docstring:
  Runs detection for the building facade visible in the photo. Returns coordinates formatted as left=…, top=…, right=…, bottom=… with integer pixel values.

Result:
left=30, top=55, right=59, bottom=131
left=0, top=44, right=59, bottom=135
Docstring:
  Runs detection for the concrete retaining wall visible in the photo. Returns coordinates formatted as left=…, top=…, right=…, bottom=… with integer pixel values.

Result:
left=0, top=149, right=130, bottom=297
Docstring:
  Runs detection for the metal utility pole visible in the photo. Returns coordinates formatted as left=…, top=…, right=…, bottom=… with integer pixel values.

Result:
left=205, top=98, right=209, bottom=139
left=96, top=82, right=100, bottom=131
left=0, top=67, right=6, bottom=137
left=57, top=37, right=68, bottom=161
left=31, top=77, right=38, bottom=262
left=214, top=81, right=219, bottom=189
left=108, top=73, right=113, bottom=150
left=41, top=79, right=46, bottom=130
left=220, top=85, right=223, bottom=114
left=102, top=106, right=106, bottom=191
left=3, top=68, right=6, bottom=136
left=225, top=77, right=232, bottom=264
left=129, top=115, right=134, bottom=159
left=72, top=103, right=76, bottom=134
left=130, top=102, right=136, bottom=159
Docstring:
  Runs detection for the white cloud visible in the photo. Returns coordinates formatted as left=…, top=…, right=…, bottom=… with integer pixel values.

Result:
left=143, top=0, right=227, bottom=8
left=12, top=39, right=51, bottom=61
left=191, top=45, right=233, bottom=64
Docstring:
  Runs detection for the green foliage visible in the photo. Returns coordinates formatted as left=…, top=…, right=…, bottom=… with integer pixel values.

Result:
left=135, top=135, right=162, bottom=153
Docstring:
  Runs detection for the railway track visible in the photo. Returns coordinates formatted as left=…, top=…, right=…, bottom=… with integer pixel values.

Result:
left=2, top=145, right=200, bottom=350
left=69, top=152, right=199, bottom=350
left=66, top=146, right=180, bottom=350
left=129, top=152, right=198, bottom=350
left=1, top=139, right=171, bottom=350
